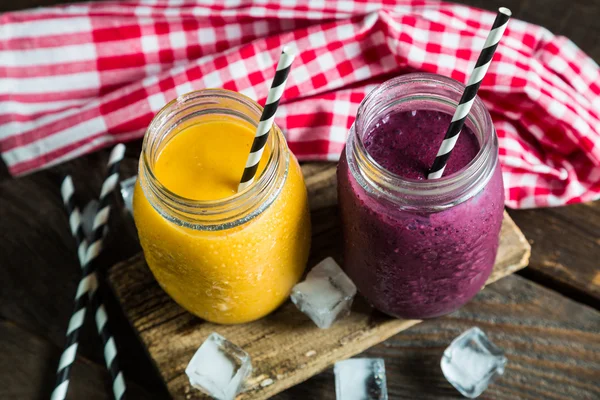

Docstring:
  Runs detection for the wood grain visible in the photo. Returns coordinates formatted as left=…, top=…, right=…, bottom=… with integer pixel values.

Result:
left=107, top=164, right=530, bottom=400
left=0, top=319, right=159, bottom=400
left=0, top=149, right=169, bottom=393
left=0, top=1, right=598, bottom=399
left=276, top=274, right=600, bottom=400
left=509, top=202, right=600, bottom=308
left=0, top=0, right=85, bottom=12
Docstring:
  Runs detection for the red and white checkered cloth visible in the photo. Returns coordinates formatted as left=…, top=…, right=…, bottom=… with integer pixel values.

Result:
left=1, top=0, right=599, bottom=208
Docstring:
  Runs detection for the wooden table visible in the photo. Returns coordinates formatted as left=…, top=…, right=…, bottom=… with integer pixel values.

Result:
left=1, top=1, right=599, bottom=399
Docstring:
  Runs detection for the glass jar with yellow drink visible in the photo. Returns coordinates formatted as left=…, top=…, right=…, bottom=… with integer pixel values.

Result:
left=133, top=89, right=311, bottom=324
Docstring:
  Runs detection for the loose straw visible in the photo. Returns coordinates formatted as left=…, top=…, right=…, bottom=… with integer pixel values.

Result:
left=428, top=7, right=511, bottom=179
left=238, top=46, right=296, bottom=191
left=52, top=144, right=127, bottom=400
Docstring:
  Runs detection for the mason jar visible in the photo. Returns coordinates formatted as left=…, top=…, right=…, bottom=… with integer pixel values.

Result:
left=337, top=73, right=505, bottom=319
left=133, top=89, right=311, bottom=324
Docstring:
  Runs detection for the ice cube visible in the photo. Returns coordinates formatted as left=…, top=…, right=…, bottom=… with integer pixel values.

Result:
left=119, top=175, right=137, bottom=214
left=185, top=332, right=252, bottom=400
left=441, top=327, right=507, bottom=398
left=334, top=358, right=388, bottom=400
left=290, top=257, right=357, bottom=329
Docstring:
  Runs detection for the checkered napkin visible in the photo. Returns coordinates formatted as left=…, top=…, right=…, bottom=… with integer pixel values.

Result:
left=1, top=0, right=599, bottom=208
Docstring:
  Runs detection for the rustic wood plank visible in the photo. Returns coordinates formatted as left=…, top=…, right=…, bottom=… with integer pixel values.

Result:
left=0, top=148, right=168, bottom=394
left=276, top=274, right=600, bottom=400
left=107, top=162, right=530, bottom=400
left=0, top=0, right=84, bottom=12
left=1, top=1, right=598, bottom=399
left=509, top=202, right=600, bottom=308
left=0, top=319, right=159, bottom=400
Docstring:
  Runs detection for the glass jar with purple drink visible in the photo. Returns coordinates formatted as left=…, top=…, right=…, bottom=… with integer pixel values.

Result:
left=337, top=73, right=505, bottom=319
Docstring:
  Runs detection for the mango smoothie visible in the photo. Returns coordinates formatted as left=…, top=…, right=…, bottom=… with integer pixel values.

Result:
left=133, top=90, right=311, bottom=324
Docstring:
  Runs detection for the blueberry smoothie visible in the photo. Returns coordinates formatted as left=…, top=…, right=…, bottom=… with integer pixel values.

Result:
left=338, top=105, right=504, bottom=319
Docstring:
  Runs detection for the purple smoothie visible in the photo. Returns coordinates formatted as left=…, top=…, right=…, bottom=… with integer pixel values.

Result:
left=338, top=109, right=504, bottom=319
left=363, top=110, right=479, bottom=179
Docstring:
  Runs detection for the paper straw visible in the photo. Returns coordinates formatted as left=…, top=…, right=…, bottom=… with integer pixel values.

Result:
left=65, top=183, right=127, bottom=400
left=52, top=144, right=127, bottom=400
left=238, top=46, right=296, bottom=192
left=428, top=7, right=511, bottom=179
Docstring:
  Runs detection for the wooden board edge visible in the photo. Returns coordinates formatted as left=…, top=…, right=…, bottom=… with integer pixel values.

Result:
left=245, top=214, right=531, bottom=399
left=245, top=319, right=421, bottom=399
left=106, top=211, right=531, bottom=400
left=504, top=210, right=532, bottom=259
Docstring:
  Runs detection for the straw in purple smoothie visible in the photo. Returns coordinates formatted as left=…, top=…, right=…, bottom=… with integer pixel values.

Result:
left=428, top=7, right=511, bottom=179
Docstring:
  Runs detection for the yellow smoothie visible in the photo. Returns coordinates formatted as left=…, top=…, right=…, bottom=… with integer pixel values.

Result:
left=133, top=116, right=311, bottom=324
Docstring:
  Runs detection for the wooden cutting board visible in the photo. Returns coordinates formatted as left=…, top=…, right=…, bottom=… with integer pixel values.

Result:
left=107, top=163, right=530, bottom=400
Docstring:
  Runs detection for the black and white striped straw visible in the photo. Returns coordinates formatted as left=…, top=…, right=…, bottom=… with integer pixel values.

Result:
left=91, top=286, right=126, bottom=400
left=428, top=7, right=511, bottom=180
left=51, top=144, right=127, bottom=400
left=51, top=176, right=89, bottom=400
left=238, top=46, right=296, bottom=191
left=61, top=176, right=88, bottom=266
left=61, top=177, right=127, bottom=400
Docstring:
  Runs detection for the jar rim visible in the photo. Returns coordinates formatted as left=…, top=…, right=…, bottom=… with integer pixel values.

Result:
left=349, top=72, right=498, bottom=210
left=139, top=88, right=289, bottom=230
